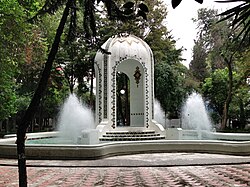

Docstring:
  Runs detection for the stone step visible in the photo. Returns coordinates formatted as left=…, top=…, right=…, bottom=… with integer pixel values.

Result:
left=105, top=130, right=156, bottom=135
left=100, top=130, right=165, bottom=141
left=103, top=133, right=161, bottom=138
left=99, top=135, right=165, bottom=142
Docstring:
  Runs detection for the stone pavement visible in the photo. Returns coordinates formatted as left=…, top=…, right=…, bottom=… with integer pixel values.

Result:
left=1, top=153, right=250, bottom=186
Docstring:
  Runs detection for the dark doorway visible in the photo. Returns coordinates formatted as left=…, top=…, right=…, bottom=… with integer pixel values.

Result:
left=116, top=72, right=130, bottom=126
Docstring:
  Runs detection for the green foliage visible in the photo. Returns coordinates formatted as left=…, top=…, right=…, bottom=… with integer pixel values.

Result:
left=216, top=0, right=250, bottom=43
left=193, top=8, right=230, bottom=70
left=194, top=7, right=249, bottom=129
left=229, top=85, right=250, bottom=125
left=229, top=49, right=250, bottom=127
left=0, top=0, right=63, bottom=120
left=154, top=62, right=187, bottom=118
left=0, top=0, right=29, bottom=120
left=43, top=83, right=69, bottom=117
left=202, top=65, right=250, bottom=125
left=189, top=40, right=209, bottom=82
left=15, top=93, right=32, bottom=114
left=202, top=68, right=229, bottom=117
left=0, top=60, right=17, bottom=120
left=0, top=0, right=185, bottom=122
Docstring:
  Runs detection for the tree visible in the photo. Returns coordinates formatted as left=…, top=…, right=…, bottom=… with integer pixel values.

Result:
left=155, top=62, right=187, bottom=119
left=0, top=61, right=17, bottom=121
left=193, top=7, right=249, bottom=129
left=193, top=8, right=228, bottom=70
left=203, top=60, right=250, bottom=129
left=228, top=48, right=250, bottom=129
left=0, top=0, right=29, bottom=121
left=16, top=1, right=72, bottom=186
left=189, top=39, right=209, bottom=82
left=172, top=0, right=250, bottom=43
left=202, top=68, right=229, bottom=124
left=216, top=0, right=250, bottom=44
left=215, top=24, right=249, bottom=129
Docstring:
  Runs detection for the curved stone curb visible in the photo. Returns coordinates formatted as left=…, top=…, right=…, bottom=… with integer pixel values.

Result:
left=1, top=139, right=250, bottom=159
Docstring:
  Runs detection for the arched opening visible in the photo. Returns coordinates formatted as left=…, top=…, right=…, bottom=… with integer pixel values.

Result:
left=115, top=59, right=145, bottom=128
left=116, top=72, right=130, bottom=126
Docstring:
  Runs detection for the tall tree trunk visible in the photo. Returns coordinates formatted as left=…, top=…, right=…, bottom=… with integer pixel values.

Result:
left=239, top=99, right=246, bottom=129
left=221, top=57, right=233, bottom=130
left=16, top=1, right=71, bottom=186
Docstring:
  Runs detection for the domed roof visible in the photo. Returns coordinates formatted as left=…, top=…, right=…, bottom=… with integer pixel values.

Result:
left=95, top=34, right=153, bottom=64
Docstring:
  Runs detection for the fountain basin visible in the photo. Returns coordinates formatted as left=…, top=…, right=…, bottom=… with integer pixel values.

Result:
left=166, top=128, right=250, bottom=141
left=1, top=132, right=250, bottom=159
left=211, top=132, right=250, bottom=141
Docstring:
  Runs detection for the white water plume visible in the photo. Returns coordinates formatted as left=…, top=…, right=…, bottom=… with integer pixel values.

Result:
left=154, top=99, right=169, bottom=128
left=181, top=92, right=213, bottom=131
left=57, top=94, right=95, bottom=143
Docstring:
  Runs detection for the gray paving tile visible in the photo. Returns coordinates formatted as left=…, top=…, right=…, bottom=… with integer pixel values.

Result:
left=1, top=153, right=250, bottom=186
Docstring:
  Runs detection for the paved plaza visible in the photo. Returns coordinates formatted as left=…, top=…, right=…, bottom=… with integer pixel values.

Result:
left=1, top=153, right=250, bottom=186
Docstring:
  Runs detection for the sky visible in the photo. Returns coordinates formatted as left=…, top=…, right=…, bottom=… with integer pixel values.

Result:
left=164, top=0, right=240, bottom=67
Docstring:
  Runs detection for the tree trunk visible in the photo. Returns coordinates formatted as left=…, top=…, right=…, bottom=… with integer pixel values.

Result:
left=221, top=57, right=233, bottom=130
left=239, top=99, right=246, bottom=129
left=16, top=1, right=71, bottom=186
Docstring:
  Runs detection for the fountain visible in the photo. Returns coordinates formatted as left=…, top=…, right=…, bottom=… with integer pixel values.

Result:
left=180, top=92, right=213, bottom=139
left=154, top=99, right=168, bottom=129
left=1, top=34, right=250, bottom=159
left=181, top=92, right=213, bottom=131
left=165, top=92, right=250, bottom=142
left=57, top=94, right=96, bottom=144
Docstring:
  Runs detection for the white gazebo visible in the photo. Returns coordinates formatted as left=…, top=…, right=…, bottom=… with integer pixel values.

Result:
left=94, top=34, right=164, bottom=139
